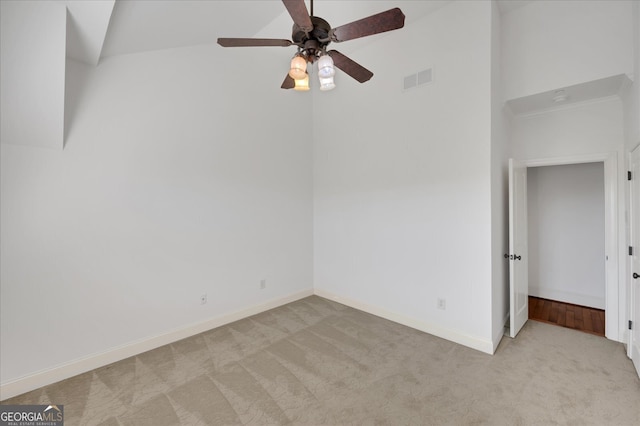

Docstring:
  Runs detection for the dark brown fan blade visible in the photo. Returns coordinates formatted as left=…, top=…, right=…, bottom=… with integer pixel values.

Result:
left=331, top=8, right=405, bottom=43
left=281, top=74, right=295, bottom=89
left=217, top=38, right=293, bottom=47
left=282, top=0, right=313, bottom=32
left=328, top=50, right=373, bottom=83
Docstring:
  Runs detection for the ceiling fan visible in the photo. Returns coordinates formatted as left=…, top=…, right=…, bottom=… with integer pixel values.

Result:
left=217, top=0, right=405, bottom=91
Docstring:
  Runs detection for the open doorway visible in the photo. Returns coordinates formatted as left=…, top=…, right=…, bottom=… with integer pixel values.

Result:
left=527, top=162, right=606, bottom=336
left=508, top=152, right=619, bottom=340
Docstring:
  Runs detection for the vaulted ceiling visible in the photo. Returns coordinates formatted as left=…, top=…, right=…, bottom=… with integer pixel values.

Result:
left=61, top=0, right=532, bottom=65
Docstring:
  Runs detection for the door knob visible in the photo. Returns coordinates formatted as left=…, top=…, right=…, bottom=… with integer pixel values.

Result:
left=634, top=272, right=640, bottom=279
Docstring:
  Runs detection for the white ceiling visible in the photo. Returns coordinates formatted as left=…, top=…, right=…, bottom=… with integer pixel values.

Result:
left=58, top=0, right=114, bottom=65
left=60, top=0, right=535, bottom=64
left=100, top=1, right=283, bottom=58
left=496, top=0, right=534, bottom=15
left=98, top=1, right=450, bottom=60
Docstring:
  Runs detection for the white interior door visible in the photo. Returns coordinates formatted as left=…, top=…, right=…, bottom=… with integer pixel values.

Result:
left=630, top=145, right=640, bottom=377
left=509, top=159, right=529, bottom=338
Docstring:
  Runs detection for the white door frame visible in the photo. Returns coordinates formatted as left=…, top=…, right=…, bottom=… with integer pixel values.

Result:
left=628, top=144, right=640, bottom=372
left=522, top=152, right=619, bottom=341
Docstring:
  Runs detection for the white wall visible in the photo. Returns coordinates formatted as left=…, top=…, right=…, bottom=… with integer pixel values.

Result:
left=509, top=97, right=626, bottom=338
left=0, top=44, right=314, bottom=389
left=313, top=0, right=495, bottom=353
left=502, top=0, right=634, bottom=100
left=510, top=98, right=625, bottom=160
left=503, top=0, right=632, bottom=341
left=620, top=0, right=640, bottom=357
left=623, top=1, right=640, bottom=150
left=490, top=0, right=509, bottom=349
left=2, top=0, right=634, bottom=398
left=0, top=1, right=66, bottom=150
left=528, top=163, right=605, bottom=308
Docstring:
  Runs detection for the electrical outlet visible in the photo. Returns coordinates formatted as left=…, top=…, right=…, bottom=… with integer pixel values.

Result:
left=437, top=298, right=446, bottom=310
left=260, top=279, right=266, bottom=290
left=200, top=294, right=207, bottom=305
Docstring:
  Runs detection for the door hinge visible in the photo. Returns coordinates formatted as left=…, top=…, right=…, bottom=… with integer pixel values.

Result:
left=630, top=246, right=634, bottom=256
left=629, top=320, right=633, bottom=330
left=629, top=171, right=632, bottom=181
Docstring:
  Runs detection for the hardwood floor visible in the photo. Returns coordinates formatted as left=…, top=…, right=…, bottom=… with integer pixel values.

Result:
left=528, top=296, right=605, bottom=337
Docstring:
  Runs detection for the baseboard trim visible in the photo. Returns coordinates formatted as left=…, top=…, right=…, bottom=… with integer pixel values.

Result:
left=0, top=288, right=314, bottom=401
left=529, top=286, right=605, bottom=310
left=313, top=289, right=495, bottom=355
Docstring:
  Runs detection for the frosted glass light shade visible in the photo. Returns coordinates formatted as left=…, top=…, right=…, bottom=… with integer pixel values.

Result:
left=289, top=56, right=307, bottom=80
left=319, top=76, right=335, bottom=91
left=293, top=73, right=310, bottom=91
left=317, top=55, right=335, bottom=78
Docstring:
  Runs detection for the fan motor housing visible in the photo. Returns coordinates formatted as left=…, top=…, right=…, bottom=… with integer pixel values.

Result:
left=292, top=16, right=331, bottom=46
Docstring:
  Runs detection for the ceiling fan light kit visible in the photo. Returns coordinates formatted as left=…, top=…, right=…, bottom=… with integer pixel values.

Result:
left=317, top=54, right=335, bottom=78
left=289, top=54, right=308, bottom=80
left=217, top=0, right=405, bottom=91
left=293, top=72, right=310, bottom=91
left=319, top=76, right=336, bottom=91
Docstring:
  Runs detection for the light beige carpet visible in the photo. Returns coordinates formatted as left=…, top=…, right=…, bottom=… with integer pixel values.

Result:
left=2, top=296, right=639, bottom=425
